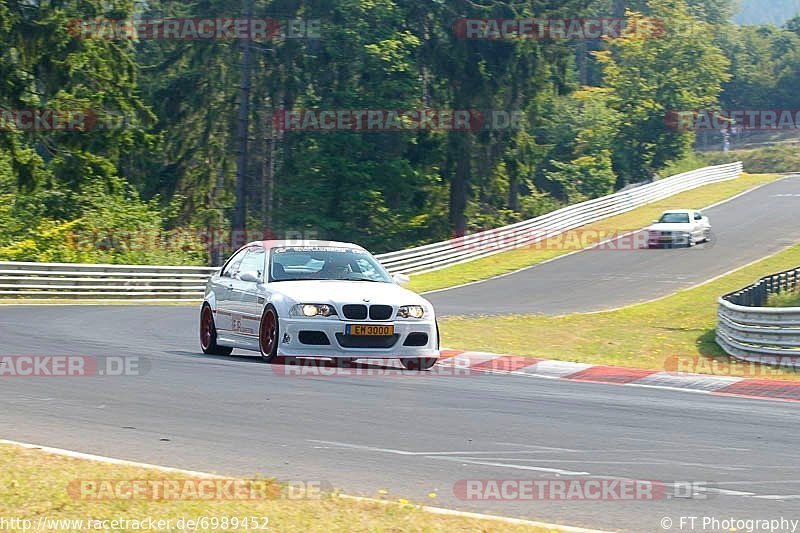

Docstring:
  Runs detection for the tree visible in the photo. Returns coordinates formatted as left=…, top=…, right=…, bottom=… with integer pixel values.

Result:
left=596, top=0, right=731, bottom=184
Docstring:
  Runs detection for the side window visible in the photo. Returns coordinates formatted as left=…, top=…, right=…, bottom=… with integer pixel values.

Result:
left=221, top=248, right=248, bottom=278
left=694, top=212, right=702, bottom=221
left=238, top=248, right=266, bottom=279
left=356, top=258, right=378, bottom=277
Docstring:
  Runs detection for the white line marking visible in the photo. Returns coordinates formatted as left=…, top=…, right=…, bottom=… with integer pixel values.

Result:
left=307, top=440, right=589, bottom=460
left=307, top=440, right=469, bottom=456
left=427, top=456, right=590, bottom=476
left=308, top=440, right=592, bottom=475
left=619, top=436, right=752, bottom=449
left=337, top=494, right=611, bottom=532
left=709, top=488, right=756, bottom=496
left=494, top=442, right=581, bottom=452
left=461, top=459, right=748, bottom=470
left=0, top=438, right=608, bottom=532
left=0, top=439, right=223, bottom=478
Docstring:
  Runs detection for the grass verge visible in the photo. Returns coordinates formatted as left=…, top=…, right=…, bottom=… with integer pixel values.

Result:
left=703, top=144, right=800, bottom=174
left=439, top=242, right=800, bottom=381
left=0, top=443, right=559, bottom=533
left=768, top=290, right=800, bottom=308
left=408, top=173, right=783, bottom=294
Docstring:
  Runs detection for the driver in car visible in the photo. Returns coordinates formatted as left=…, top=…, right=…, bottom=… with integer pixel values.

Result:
left=319, top=255, right=353, bottom=279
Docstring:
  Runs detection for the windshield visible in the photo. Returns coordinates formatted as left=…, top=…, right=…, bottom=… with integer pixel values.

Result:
left=658, top=213, right=690, bottom=224
left=269, top=246, right=392, bottom=283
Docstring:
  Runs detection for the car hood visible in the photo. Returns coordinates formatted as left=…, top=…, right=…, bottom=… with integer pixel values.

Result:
left=647, top=223, right=692, bottom=232
left=269, top=280, right=432, bottom=310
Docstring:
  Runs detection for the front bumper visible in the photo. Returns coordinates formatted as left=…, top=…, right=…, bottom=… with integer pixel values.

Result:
left=277, top=317, right=439, bottom=359
left=648, top=232, right=690, bottom=247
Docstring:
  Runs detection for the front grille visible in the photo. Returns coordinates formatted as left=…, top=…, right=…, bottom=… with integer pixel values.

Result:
left=298, top=331, right=331, bottom=345
left=335, top=333, right=399, bottom=349
left=369, top=305, right=393, bottom=320
left=342, top=304, right=368, bottom=320
left=403, top=332, right=428, bottom=347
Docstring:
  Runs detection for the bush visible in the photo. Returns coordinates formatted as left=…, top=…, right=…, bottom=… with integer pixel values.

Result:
left=703, top=145, right=800, bottom=173
left=0, top=183, right=207, bottom=265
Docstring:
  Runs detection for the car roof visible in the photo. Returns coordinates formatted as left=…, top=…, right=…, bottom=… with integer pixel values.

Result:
left=244, top=239, right=366, bottom=251
left=662, top=209, right=694, bottom=214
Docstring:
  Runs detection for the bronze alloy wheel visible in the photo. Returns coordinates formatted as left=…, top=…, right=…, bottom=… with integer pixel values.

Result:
left=259, top=305, right=279, bottom=362
left=200, top=305, right=233, bottom=356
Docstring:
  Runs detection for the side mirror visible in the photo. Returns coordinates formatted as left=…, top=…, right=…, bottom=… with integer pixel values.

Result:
left=392, top=273, right=410, bottom=286
left=238, top=271, right=261, bottom=283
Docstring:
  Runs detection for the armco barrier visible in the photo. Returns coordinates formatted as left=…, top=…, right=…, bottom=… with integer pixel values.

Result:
left=0, top=261, right=218, bottom=301
left=375, top=162, right=743, bottom=274
left=0, top=162, right=743, bottom=300
left=717, top=266, right=800, bottom=361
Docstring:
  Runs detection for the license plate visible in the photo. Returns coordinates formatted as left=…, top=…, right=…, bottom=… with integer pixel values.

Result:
left=346, top=324, right=394, bottom=336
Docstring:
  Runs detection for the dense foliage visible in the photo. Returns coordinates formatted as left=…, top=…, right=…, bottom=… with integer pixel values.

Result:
left=0, top=0, right=797, bottom=264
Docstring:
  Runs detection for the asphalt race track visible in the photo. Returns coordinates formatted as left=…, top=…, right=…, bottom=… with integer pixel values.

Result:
left=2, top=177, right=800, bottom=532
left=1, top=306, right=800, bottom=532
left=428, top=176, right=800, bottom=316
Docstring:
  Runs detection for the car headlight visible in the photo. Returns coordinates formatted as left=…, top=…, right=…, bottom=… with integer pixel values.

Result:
left=290, top=304, right=337, bottom=317
left=397, top=305, right=425, bottom=319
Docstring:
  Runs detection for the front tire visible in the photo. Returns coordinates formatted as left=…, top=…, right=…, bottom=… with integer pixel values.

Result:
left=200, top=304, right=233, bottom=356
left=400, top=357, right=438, bottom=371
left=259, top=305, right=280, bottom=363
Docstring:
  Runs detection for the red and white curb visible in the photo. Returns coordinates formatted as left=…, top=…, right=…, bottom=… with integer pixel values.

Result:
left=438, top=350, right=800, bottom=403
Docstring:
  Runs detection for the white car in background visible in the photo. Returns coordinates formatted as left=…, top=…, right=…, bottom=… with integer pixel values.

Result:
left=647, top=209, right=712, bottom=248
left=199, top=240, right=440, bottom=370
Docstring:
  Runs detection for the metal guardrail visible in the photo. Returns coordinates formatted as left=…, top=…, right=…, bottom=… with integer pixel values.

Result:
left=0, top=261, right=218, bottom=301
left=717, top=266, right=800, bottom=361
left=375, top=162, right=743, bottom=274
left=0, top=162, right=743, bottom=300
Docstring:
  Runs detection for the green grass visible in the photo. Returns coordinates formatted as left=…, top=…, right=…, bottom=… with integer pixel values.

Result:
left=408, top=173, right=784, bottom=293
left=704, top=144, right=800, bottom=174
left=0, top=443, right=558, bottom=533
left=439, top=242, right=800, bottom=380
left=768, top=289, right=800, bottom=307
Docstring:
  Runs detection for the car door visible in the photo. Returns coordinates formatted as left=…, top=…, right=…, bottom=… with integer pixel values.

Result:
left=228, top=246, right=267, bottom=338
left=215, top=247, right=249, bottom=332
